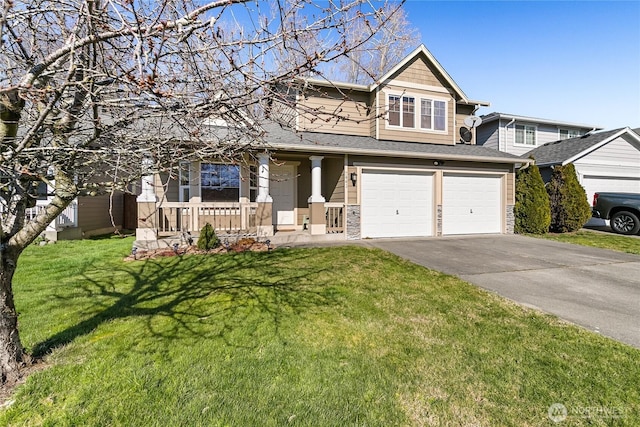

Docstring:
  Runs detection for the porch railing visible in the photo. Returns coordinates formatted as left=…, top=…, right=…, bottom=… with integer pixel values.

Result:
left=157, top=202, right=257, bottom=236
left=22, top=200, right=78, bottom=229
left=325, top=203, right=344, bottom=234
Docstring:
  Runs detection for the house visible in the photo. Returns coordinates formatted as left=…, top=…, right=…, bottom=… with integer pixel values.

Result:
left=29, top=192, right=136, bottom=241
left=134, top=45, right=525, bottom=246
left=522, top=127, right=640, bottom=205
left=476, top=112, right=603, bottom=157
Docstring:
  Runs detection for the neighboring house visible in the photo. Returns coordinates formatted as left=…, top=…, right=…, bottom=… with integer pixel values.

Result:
left=522, top=127, right=640, bottom=205
left=476, top=113, right=603, bottom=157
left=29, top=192, right=136, bottom=241
left=135, top=45, right=524, bottom=246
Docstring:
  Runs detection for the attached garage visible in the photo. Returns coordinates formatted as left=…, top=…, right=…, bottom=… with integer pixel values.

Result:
left=442, top=174, right=502, bottom=235
left=361, top=169, right=434, bottom=238
left=581, top=175, right=640, bottom=206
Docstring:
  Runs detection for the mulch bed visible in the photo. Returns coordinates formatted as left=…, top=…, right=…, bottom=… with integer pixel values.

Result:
left=124, top=238, right=274, bottom=261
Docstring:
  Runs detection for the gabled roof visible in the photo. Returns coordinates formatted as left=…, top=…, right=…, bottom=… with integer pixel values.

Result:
left=521, top=127, right=640, bottom=166
left=480, top=112, right=602, bottom=131
left=262, top=123, right=523, bottom=164
left=301, top=44, right=489, bottom=106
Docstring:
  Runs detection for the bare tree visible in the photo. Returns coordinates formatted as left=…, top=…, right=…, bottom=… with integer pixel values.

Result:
left=336, top=4, right=420, bottom=84
left=0, top=0, right=404, bottom=385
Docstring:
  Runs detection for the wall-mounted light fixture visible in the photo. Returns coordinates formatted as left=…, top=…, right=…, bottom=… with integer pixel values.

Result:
left=350, top=172, right=358, bottom=186
left=433, top=160, right=445, bottom=166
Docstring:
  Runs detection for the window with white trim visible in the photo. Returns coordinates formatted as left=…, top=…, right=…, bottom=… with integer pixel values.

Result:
left=388, top=95, right=415, bottom=128
left=515, top=124, right=536, bottom=145
left=388, top=93, right=447, bottom=132
left=179, top=161, right=190, bottom=202
left=200, top=163, right=240, bottom=202
left=559, top=128, right=582, bottom=140
left=420, top=98, right=446, bottom=131
left=249, top=165, right=258, bottom=202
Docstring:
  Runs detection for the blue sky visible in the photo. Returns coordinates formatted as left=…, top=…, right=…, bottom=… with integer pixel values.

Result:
left=402, top=1, right=640, bottom=129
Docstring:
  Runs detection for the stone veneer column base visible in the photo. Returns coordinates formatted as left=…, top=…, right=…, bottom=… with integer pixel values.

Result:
left=346, top=205, right=361, bottom=240
left=436, top=204, right=443, bottom=236
left=506, top=204, right=515, bottom=234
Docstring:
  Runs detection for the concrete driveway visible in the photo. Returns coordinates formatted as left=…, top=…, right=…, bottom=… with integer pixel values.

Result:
left=364, top=235, right=640, bottom=348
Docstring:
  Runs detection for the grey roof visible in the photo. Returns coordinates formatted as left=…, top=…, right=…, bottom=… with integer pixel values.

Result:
left=262, top=123, right=523, bottom=164
left=480, top=112, right=602, bottom=130
left=521, top=128, right=626, bottom=165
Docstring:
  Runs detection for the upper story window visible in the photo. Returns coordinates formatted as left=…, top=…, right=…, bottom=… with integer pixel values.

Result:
left=515, top=124, right=536, bottom=145
left=559, top=129, right=582, bottom=140
left=388, top=94, right=447, bottom=132
left=420, top=99, right=446, bottom=131
left=200, top=163, right=240, bottom=202
left=388, top=95, right=415, bottom=128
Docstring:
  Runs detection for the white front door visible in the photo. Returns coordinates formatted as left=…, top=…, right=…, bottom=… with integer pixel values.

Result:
left=270, top=164, right=296, bottom=227
left=442, top=174, right=502, bottom=235
left=361, top=170, right=434, bottom=238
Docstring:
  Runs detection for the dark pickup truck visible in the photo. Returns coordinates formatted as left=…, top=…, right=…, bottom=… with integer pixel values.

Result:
left=592, top=192, right=640, bottom=235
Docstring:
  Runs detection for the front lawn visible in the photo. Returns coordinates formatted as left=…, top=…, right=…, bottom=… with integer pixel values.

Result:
left=534, top=230, right=640, bottom=255
left=2, top=238, right=639, bottom=426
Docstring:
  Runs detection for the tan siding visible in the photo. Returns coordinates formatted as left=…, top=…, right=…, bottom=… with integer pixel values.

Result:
left=77, top=193, right=123, bottom=233
left=298, top=88, right=372, bottom=136
left=323, top=158, right=345, bottom=203
left=506, top=172, right=515, bottom=205
left=296, top=158, right=311, bottom=208
left=455, top=104, right=476, bottom=144
left=162, top=172, right=179, bottom=202
left=392, top=57, right=442, bottom=86
left=297, top=208, right=309, bottom=226
left=350, top=156, right=513, bottom=172
left=346, top=166, right=357, bottom=204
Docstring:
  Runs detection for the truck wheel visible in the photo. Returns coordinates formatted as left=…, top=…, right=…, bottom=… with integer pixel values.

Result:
left=610, top=211, right=640, bottom=235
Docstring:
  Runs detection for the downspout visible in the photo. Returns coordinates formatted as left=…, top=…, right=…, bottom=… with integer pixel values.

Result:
left=503, top=118, right=516, bottom=152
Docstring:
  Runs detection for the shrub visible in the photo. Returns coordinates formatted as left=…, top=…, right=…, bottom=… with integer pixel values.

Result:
left=514, top=163, right=550, bottom=234
left=197, top=223, right=219, bottom=250
left=547, top=164, right=592, bottom=232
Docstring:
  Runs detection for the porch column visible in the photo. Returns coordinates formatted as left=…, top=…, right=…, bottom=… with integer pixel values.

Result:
left=256, top=152, right=274, bottom=237
left=136, top=155, right=158, bottom=241
left=308, top=155, right=326, bottom=235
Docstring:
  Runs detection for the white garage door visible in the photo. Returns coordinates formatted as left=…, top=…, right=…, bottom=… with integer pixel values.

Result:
left=443, top=174, right=502, bottom=235
left=361, top=170, right=433, bottom=238
left=582, top=175, right=640, bottom=206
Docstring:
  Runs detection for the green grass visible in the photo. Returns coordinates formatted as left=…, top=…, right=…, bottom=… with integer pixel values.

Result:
left=534, top=230, right=640, bottom=255
left=2, top=237, right=639, bottom=426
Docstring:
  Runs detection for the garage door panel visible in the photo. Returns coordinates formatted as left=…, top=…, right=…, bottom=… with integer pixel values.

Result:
left=361, top=170, right=433, bottom=238
left=443, top=174, right=502, bottom=235
left=582, top=176, right=640, bottom=206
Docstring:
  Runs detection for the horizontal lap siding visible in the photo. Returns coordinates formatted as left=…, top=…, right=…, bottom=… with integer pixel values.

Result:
left=476, top=121, right=500, bottom=149
left=77, top=193, right=123, bottom=232
left=456, top=104, right=476, bottom=145
left=573, top=136, right=640, bottom=167
left=298, top=89, right=372, bottom=136
left=393, top=57, right=441, bottom=86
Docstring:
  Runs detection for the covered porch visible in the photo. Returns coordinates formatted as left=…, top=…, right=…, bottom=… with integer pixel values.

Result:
left=135, top=153, right=352, bottom=247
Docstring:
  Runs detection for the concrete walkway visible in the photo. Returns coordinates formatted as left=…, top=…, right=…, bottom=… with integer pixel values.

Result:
left=363, top=235, right=640, bottom=349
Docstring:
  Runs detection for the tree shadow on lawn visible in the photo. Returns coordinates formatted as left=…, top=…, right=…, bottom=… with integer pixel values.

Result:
left=32, top=248, right=338, bottom=357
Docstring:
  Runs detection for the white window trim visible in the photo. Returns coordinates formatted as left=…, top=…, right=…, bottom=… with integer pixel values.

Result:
left=513, top=123, right=537, bottom=147
left=178, top=161, right=190, bottom=202
left=385, top=91, right=448, bottom=134
left=558, top=128, right=582, bottom=140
